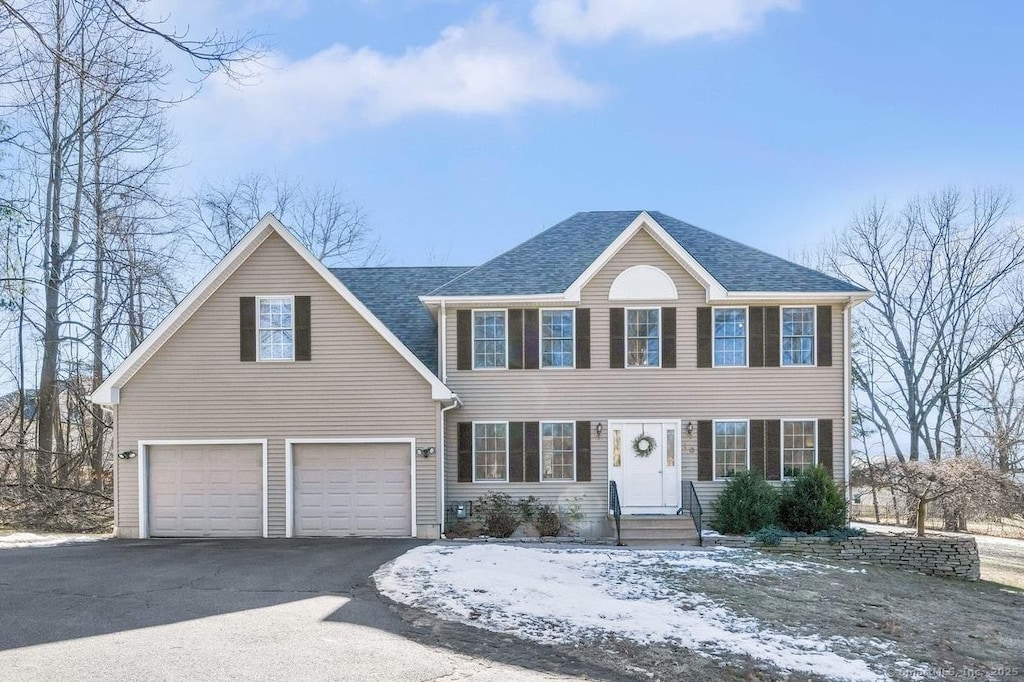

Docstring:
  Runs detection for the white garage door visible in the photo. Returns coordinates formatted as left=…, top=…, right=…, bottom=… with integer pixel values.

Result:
left=148, top=443, right=263, bottom=537
left=293, top=442, right=411, bottom=537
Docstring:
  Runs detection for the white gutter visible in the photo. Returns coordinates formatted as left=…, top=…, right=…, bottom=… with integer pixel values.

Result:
left=439, top=394, right=462, bottom=535
left=843, top=298, right=853, bottom=510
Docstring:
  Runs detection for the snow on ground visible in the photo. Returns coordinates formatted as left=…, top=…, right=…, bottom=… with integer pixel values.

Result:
left=0, top=532, right=106, bottom=549
left=375, top=544, right=925, bottom=682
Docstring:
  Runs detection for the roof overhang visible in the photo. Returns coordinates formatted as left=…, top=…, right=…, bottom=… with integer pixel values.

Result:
left=419, top=211, right=874, bottom=307
left=92, top=214, right=454, bottom=406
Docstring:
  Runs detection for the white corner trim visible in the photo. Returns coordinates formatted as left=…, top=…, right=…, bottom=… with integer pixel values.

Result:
left=565, top=211, right=729, bottom=302
left=92, top=214, right=453, bottom=405
left=284, top=438, right=418, bottom=539
left=137, top=439, right=269, bottom=540
left=608, top=264, right=679, bottom=301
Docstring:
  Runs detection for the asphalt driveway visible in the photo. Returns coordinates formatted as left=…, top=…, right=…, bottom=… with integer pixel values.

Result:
left=0, top=538, right=612, bottom=681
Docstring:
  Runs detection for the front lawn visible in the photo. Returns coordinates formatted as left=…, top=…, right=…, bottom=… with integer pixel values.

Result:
left=375, top=543, right=1023, bottom=681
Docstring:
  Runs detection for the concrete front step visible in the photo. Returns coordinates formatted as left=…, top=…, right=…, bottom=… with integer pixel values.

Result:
left=614, top=514, right=701, bottom=545
left=618, top=516, right=696, bottom=530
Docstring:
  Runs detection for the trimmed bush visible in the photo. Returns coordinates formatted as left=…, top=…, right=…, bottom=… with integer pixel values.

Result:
left=475, top=492, right=521, bottom=538
left=534, top=503, right=561, bottom=536
left=710, top=470, right=779, bottom=535
left=779, top=466, right=847, bottom=533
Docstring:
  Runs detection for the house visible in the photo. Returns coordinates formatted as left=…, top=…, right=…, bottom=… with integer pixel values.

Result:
left=91, top=211, right=870, bottom=540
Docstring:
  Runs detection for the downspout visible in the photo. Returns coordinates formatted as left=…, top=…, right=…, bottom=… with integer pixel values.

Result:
left=843, top=299, right=853, bottom=516
left=439, top=396, right=461, bottom=536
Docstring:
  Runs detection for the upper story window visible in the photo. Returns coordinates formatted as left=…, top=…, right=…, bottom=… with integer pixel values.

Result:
left=541, top=421, right=575, bottom=481
left=626, top=308, right=660, bottom=367
left=541, top=309, right=574, bottom=368
left=713, top=308, right=747, bottom=367
left=258, top=296, right=294, bottom=361
left=714, top=420, right=748, bottom=479
left=783, top=420, right=817, bottom=478
left=474, top=422, right=508, bottom=481
left=473, top=310, right=507, bottom=369
left=782, top=307, right=815, bottom=366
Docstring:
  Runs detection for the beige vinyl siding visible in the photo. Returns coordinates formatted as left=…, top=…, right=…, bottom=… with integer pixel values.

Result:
left=115, top=232, right=440, bottom=538
left=444, top=227, right=847, bottom=533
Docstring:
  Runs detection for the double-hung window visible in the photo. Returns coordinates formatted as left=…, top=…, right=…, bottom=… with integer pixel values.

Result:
left=713, top=308, right=746, bottom=367
left=782, top=307, right=815, bottom=366
left=782, top=420, right=816, bottom=478
left=541, top=309, right=574, bottom=368
left=626, top=308, right=660, bottom=367
left=473, top=422, right=508, bottom=481
left=473, top=310, right=506, bottom=369
left=714, top=420, right=748, bottom=479
left=541, top=422, right=575, bottom=481
left=257, top=296, right=294, bottom=361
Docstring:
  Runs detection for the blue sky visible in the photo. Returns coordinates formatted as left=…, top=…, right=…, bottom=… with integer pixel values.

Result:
left=165, top=1, right=1024, bottom=266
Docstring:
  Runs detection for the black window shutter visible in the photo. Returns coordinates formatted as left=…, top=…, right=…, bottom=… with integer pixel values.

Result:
left=575, top=308, right=591, bottom=369
left=240, top=297, right=256, bottom=362
left=508, top=422, right=525, bottom=482
left=765, top=420, right=781, bottom=481
left=610, top=307, right=625, bottom=369
left=764, top=306, right=780, bottom=367
left=817, top=305, right=833, bottom=367
left=818, top=418, right=834, bottom=478
left=524, top=309, right=540, bottom=370
left=697, top=420, right=713, bottom=481
left=456, top=310, right=472, bottom=370
left=748, top=306, right=764, bottom=368
left=295, top=296, right=311, bottom=361
left=661, top=307, right=676, bottom=368
left=696, top=307, right=712, bottom=368
left=750, top=419, right=766, bottom=477
left=575, top=421, right=591, bottom=482
left=524, top=422, right=540, bottom=482
left=457, top=422, right=473, bottom=482
left=508, top=309, right=525, bottom=370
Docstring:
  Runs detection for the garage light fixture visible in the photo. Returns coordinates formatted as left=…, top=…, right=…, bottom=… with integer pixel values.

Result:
left=416, top=446, right=435, bottom=458
left=117, top=450, right=137, bottom=460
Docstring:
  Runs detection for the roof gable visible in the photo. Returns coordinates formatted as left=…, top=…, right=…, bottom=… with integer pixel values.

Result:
left=92, top=215, right=455, bottom=405
left=427, top=210, right=867, bottom=299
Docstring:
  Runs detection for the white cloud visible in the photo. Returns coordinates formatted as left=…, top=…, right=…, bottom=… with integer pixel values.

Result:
left=532, top=0, right=799, bottom=45
left=192, top=8, right=598, bottom=143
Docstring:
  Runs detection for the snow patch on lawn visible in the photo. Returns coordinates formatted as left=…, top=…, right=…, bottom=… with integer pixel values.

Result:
left=375, top=544, right=923, bottom=682
left=0, top=532, right=106, bottom=549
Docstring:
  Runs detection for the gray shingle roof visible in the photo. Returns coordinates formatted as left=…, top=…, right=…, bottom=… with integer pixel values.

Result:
left=330, top=266, right=471, bottom=374
left=428, top=210, right=866, bottom=296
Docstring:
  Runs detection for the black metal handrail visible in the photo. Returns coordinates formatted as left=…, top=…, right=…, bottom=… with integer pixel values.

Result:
left=608, top=480, right=623, bottom=546
left=677, top=481, right=703, bottom=546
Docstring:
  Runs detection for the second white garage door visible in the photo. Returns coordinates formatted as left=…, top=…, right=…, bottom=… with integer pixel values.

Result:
left=292, top=442, right=412, bottom=537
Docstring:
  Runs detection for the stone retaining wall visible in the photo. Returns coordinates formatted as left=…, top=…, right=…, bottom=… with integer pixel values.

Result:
left=706, top=533, right=980, bottom=580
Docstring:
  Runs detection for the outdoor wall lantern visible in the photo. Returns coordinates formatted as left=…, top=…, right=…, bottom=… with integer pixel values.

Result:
left=686, top=422, right=694, bottom=436
left=595, top=422, right=603, bottom=438
left=117, top=450, right=137, bottom=460
left=416, top=446, right=436, bottom=458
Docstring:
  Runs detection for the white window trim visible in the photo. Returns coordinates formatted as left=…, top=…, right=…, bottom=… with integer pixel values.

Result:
left=471, top=309, right=509, bottom=370
left=780, top=418, right=818, bottom=480
left=472, top=420, right=510, bottom=483
left=539, top=308, right=576, bottom=370
left=712, top=418, right=750, bottom=482
left=625, top=306, right=662, bottom=369
left=539, top=420, right=577, bottom=482
left=780, top=305, right=816, bottom=368
left=256, top=295, right=296, bottom=363
left=711, top=306, right=749, bottom=368
left=284, top=438, right=417, bottom=538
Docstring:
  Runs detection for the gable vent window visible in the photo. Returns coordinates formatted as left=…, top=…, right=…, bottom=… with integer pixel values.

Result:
left=473, top=310, right=507, bottom=369
left=626, top=308, right=660, bottom=367
left=713, top=308, right=747, bottom=367
left=541, top=309, right=574, bottom=368
left=258, top=296, right=294, bottom=361
left=782, top=307, right=815, bottom=366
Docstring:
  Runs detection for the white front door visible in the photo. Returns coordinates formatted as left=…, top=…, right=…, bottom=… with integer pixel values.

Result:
left=609, top=420, right=680, bottom=514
